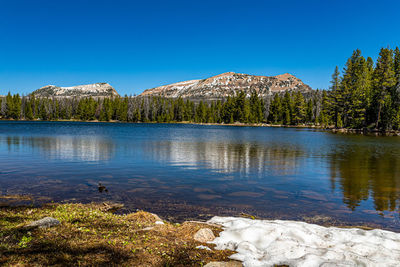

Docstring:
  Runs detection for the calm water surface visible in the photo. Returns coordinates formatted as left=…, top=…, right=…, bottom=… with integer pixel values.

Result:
left=1, top=121, right=400, bottom=230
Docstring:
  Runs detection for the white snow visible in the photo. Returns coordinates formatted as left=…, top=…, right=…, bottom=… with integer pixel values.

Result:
left=196, top=245, right=212, bottom=251
left=208, top=216, right=400, bottom=267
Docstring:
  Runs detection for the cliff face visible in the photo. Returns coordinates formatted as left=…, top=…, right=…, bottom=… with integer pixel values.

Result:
left=140, top=72, right=312, bottom=99
left=32, top=83, right=119, bottom=97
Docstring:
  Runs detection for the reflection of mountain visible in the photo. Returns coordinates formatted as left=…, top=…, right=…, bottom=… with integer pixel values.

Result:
left=329, top=146, right=400, bottom=212
left=5, top=136, right=115, bottom=162
left=144, top=141, right=305, bottom=175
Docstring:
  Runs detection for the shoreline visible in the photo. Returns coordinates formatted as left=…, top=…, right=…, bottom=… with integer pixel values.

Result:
left=2, top=118, right=400, bottom=136
left=1, top=201, right=400, bottom=266
left=1, top=195, right=396, bottom=231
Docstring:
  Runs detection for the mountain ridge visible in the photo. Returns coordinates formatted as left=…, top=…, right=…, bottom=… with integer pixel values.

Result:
left=31, top=83, right=119, bottom=97
left=140, top=72, right=312, bottom=99
left=29, top=72, right=312, bottom=98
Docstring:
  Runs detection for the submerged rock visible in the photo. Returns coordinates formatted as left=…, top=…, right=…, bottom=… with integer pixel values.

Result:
left=26, top=217, right=60, bottom=229
left=193, top=228, right=215, bottom=242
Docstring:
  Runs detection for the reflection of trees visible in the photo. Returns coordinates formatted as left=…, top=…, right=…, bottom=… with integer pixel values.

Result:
left=5, top=136, right=115, bottom=162
left=330, top=146, right=400, bottom=212
left=145, top=141, right=305, bottom=175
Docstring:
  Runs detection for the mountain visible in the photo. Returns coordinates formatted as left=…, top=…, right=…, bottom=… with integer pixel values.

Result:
left=140, top=72, right=312, bottom=99
left=31, top=83, right=119, bottom=97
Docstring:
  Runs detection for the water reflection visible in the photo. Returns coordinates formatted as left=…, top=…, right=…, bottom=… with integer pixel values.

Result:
left=2, top=122, right=400, bottom=230
left=3, top=136, right=115, bottom=162
left=329, top=144, right=400, bottom=212
left=144, top=141, right=305, bottom=175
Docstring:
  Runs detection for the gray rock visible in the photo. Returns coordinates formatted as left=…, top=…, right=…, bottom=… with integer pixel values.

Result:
left=204, top=261, right=242, bottom=267
left=193, top=228, right=215, bottom=242
left=26, top=217, right=60, bottom=229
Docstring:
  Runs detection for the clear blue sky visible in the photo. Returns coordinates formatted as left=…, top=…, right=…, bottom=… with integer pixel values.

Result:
left=0, top=0, right=399, bottom=95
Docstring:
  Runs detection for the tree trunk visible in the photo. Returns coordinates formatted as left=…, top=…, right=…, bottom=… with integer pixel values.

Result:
left=376, top=101, right=382, bottom=130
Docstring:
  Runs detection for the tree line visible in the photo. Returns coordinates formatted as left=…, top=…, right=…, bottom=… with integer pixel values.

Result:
left=0, top=90, right=322, bottom=125
left=1, top=47, right=399, bottom=130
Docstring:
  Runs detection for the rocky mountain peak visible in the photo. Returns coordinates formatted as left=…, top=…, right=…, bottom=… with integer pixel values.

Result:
left=32, top=83, right=119, bottom=97
left=140, top=72, right=312, bottom=99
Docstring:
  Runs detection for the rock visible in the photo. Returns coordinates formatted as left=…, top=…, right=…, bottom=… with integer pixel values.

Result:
left=26, top=217, right=60, bottom=229
left=204, top=261, right=242, bottom=267
left=193, top=228, right=215, bottom=242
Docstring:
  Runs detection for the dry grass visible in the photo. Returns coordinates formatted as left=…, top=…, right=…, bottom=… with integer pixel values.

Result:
left=0, top=203, right=235, bottom=266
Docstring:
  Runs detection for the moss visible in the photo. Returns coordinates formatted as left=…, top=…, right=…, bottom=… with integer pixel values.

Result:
left=0, top=203, right=234, bottom=266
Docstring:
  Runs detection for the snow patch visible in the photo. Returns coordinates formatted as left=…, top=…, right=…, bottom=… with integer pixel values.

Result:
left=208, top=216, right=400, bottom=267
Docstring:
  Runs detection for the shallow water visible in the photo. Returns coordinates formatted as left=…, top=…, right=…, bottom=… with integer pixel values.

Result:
left=1, top=121, right=400, bottom=230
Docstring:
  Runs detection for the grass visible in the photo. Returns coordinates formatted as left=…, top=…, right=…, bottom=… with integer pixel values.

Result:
left=0, top=203, right=235, bottom=266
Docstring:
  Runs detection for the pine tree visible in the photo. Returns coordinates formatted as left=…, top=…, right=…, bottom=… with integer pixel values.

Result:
left=12, top=94, right=21, bottom=120
left=249, top=91, right=263, bottom=123
left=318, top=90, right=330, bottom=127
left=174, top=97, right=184, bottom=121
left=222, top=96, right=234, bottom=123
left=5, top=92, right=14, bottom=119
left=329, top=66, right=342, bottom=127
left=306, top=98, right=314, bottom=123
left=268, top=93, right=282, bottom=124
left=195, top=101, right=207, bottom=123
left=282, top=91, right=292, bottom=125
left=24, top=97, right=34, bottom=120
left=392, top=47, right=400, bottom=129
left=372, top=48, right=396, bottom=130
left=341, top=50, right=363, bottom=127
left=350, top=55, right=371, bottom=128
left=293, top=91, right=306, bottom=124
left=39, top=99, right=48, bottom=120
left=394, top=47, right=400, bottom=83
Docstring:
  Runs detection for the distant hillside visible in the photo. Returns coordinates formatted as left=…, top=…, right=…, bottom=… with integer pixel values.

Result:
left=31, top=83, right=119, bottom=97
left=140, top=72, right=312, bottom=99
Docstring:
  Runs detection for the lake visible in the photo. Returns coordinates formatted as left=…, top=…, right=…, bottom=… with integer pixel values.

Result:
left=1, top=121, right=400, bottom=231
